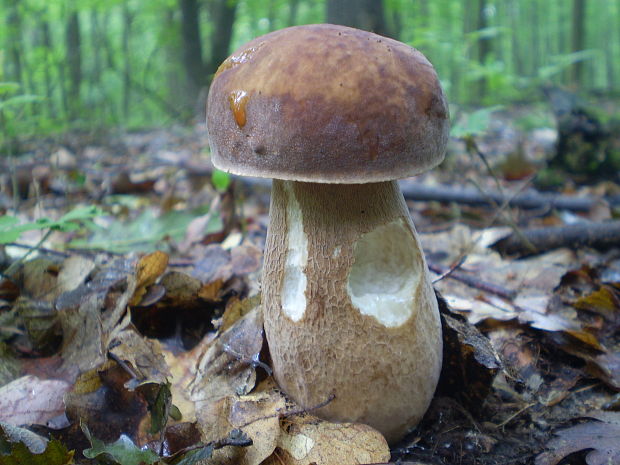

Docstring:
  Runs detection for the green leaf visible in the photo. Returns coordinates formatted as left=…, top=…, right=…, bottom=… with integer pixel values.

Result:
left=58, top=206, right=103, bottom=223
left=0, top=83, right=20, bottom=96
left=71, top=208, right=221, bottom=253
left=451, top=106, right=504, bottom=138
left=0, top=95, right=43, bottom=111
left=169, top=404, right=182, bottom=422
left=0, top=207, right=104, bottom=245
left=82, top=424, right=158, bottom=465
left=0, top=216, right=19, bottom=228
left=537, top=50, right=598, bottom=80
left=0, top=439, right=74, bottom=465
left=170, top=444, right=215, bottom=465
left=149, top=383, right=172, bottom=435
left=0, top=217, right=21, bottom=244
left=211, top=169, right=231, bottom=192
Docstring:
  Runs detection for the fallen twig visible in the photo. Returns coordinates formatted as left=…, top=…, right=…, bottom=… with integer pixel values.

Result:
left=491, top=220, right=620, bottom=257
left=238, top=394, right=336, bottom=430
left=400, top=183, right=619, bottom=212
left=428, top=261, right=517, bottom=300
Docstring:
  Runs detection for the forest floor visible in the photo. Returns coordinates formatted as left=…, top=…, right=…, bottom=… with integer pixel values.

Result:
left=0, top=104, right=619, bottom=465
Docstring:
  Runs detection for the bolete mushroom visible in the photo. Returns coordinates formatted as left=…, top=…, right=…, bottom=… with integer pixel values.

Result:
left=207, top=24, right=449, bottom=443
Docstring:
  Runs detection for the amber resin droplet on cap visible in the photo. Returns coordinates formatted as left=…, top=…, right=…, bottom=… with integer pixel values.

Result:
left=228, top=90, right=249, bottom=128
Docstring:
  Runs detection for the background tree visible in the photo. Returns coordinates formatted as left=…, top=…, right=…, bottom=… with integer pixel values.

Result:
left=326, top=0, right=391, bottom=37
left=65, top=7, right=81, bottom=121
left=206, top=0, right=239, bottom=77
left=0, top=0, right=617, bottom=137
left=179, top=0, right=206, bottom=112
left=570, top=0, right=586, bottom=86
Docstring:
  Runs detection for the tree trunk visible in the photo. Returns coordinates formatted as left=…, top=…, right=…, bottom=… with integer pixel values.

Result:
left=207, top=0, right=239, bottom=77
left=287, top=0, right=300, bottom=26
left=90, top=11, right=103, bottom=81
left=65, top=10, right=82, bottom=120
left=4, top=5, right=24, bottom=86
left=386, top=2, right=402, bottom=40
left=326, top=0, right=391, bottom=37
left=122, top=1, right=133, bottom=121
left=41, top=19, right=55, bottom=118
left=88, top=9, right=105, bottom=123
left=180, top=0, right=205, bottom=109
left=268, top=0, right=277, bottom=31
left=163, top=8, right=183, bottom=112
left=462, top=0, right=479, bottom=102
left=570, top=0, right=586, bottom=86
left=477, top=0, right=491, bottom=98
left=102, top=12, right=116, bottom=70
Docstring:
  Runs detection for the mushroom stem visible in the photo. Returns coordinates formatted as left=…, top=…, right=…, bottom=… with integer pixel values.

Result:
left=263, top=179, right=442, bottom=443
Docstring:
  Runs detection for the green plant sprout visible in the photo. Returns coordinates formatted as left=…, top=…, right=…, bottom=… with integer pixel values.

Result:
left=0, top=205, right=103, bottom=275
left=0, top=82, right=42, bottom=153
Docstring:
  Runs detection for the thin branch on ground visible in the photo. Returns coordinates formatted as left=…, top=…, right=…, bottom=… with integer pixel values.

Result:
left=492, top=220, right=620, bottom=257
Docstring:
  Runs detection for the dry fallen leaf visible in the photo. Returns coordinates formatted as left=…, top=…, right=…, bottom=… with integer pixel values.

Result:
left=220, top=294, right=261, bottom=333
left=436, top=298, right=500, bottom=411
left=190, top=304, right=265, bottom=407
left=56, top=256, right=96, bottom=295
left=57, top=291, right=106, bottom=377
left=0, top=422, right=50, bottom=454
left=575, top=284, right=620, bottom=322
left=64, top=362, right=150, bottom=444
left=0, top=375, right=70, bottom=426
left=263, top=414, right=390, bottom=465
left=130, top=251, right=169, bottom=306
left=535, top=411, right=620, bottom=465
left=20, top=259, right=59, bottom=301
left=198, top=279, right=225, bottom=302
left=107, top=325, right=171, bottom=389
left=192, top=245, right=233, bottom=283
left=159, top=271, right=202, bottom=308
left=198, top=390, right=286, bottom=465
left=162, top=335, right=213, bottom=424
left=56, top=257, right=139, bottom=378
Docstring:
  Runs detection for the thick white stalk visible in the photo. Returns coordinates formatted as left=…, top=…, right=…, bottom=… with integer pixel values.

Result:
left=262, top=179, right=442, bottom=443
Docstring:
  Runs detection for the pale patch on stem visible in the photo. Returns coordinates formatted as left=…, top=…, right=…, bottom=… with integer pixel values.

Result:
left=347, top=220, right=421, bottom=327
left=280, top=182, right=308, bottom=321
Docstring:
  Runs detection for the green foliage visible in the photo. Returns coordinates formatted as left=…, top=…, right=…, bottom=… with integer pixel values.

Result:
left=170, top=444, right=215, bottom=465
left=0, top=83, right=43, bottom=153
left=149, top=382, right=173, bottom=435
left=70, top=206, right=222, bottom=253
left=82, top=424, right=158, bottom=465
left=537, top=50, right=598, bottom=80
left=514, top=107, right=555, bottom=132
left=0, top=439, right=74, bottom=465
left=211, top=169, right=231, bottom=192
left=451, top=106, right=503, bottom=138
left=0, top=206, right=103, bottom=244
left=0, top=0, right=618, bottom=134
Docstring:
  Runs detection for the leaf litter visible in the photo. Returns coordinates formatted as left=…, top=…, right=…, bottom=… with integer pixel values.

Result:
left=1, top=126, right=620, bottom=464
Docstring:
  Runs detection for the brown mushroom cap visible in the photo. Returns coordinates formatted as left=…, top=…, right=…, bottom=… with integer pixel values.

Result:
left=207, top=24, right=449, bottom=183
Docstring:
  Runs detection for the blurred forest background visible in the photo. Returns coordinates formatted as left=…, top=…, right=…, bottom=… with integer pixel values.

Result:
left=1, top=0, right=618, bottom=150
left=2, top=3, right=620, bottom=464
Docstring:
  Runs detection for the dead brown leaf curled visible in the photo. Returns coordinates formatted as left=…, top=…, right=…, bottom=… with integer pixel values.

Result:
left=536, top=411, right=620, bottom=465
left=198, top=390, right=285, bottom=465
left=64, top=362, right=152, bottom=445
left=107, top=325, right=170, bottom=389
left=130, top=250, right=169, bottom=306
left=190, top=304, right=264, bottom=408
left=263, top=414, right=390, bottom=465
left=436, top=295, right=501, bottom=411
left=0, top=375, right=70, bottom=426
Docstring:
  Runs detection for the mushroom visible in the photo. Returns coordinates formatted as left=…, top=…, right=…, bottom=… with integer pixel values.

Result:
left=207, top=24, right=449, bottom=443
